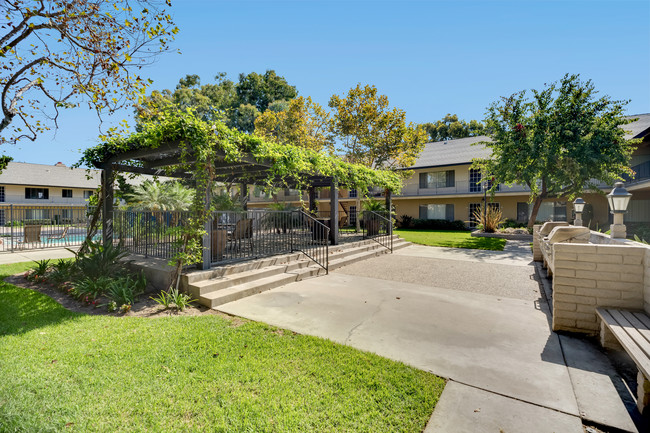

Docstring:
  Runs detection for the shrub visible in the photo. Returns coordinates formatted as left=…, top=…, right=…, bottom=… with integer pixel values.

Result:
left=48, top=259, right=75, bottom=285
left=105, top=273, right=146, bottom=307
left=410, top=219, right=467, bottom=231
left=362, top=198, right=385, bottom=212
left=73, top=276, right=114, bottom=300
left=473, top=206, right=505, bottom=233
left=398, top=215, right=413, bottom=228
left=501, top=219, right=527, bottom=229
left=71, top=240, right=129, bottom=281
left=152, top=288, right=196, bottom=311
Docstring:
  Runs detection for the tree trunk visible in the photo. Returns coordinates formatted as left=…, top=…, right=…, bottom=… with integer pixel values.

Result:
left=527, top=196, right=544, bottom=229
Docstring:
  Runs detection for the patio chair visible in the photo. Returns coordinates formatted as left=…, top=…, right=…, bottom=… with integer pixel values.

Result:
left=17, top=225, right=41, bottom=250
left=46, top=226, right=69, bottom=246
left=229, top=218, right=253, bottom=252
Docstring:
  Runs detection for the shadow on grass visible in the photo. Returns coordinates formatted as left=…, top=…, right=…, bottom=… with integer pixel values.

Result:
left=0, top=276, right=80, bottom=337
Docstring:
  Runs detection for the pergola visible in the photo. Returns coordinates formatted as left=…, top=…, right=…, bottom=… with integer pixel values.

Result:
left=95, top=140, right=392, bottom=269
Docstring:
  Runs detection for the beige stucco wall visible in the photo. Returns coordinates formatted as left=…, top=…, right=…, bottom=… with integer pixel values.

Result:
left=1, top=184, right=93, bottom=206
left=394, top=195, right=529, bottom=223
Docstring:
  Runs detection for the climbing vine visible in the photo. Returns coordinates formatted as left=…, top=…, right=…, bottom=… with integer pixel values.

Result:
left=78, top=108, right=404, bottom=278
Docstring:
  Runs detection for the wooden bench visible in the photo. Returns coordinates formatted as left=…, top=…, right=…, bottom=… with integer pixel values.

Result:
left=596, top=307, right=650, bottom=413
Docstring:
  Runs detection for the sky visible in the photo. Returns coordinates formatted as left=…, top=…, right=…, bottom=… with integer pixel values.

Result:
left=4, top=0, right=650, bottom=167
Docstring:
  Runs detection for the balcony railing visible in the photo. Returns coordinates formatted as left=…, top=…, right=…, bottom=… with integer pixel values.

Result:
left=398, top=180, right=531, bottom=197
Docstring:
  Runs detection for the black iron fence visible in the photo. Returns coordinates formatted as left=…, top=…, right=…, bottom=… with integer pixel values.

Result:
left=209, top=210, right=329, bottom=272
left=362, top=210, right=393, bottom=252
left=113, top=209, right=189, bottom=259
left=0, top=204, right=96, bottom=252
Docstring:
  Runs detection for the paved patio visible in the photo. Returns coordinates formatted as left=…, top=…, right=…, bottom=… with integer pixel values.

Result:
left=218, top=241, right=638, bottom=432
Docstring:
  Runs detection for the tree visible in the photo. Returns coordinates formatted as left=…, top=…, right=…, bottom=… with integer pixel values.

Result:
left=329, top=84, right=428, bottom=170
left=136, top=70, right=296, bottom=133
left=474, top=74, right=635, bottom=228
left=254, top=96, right=334, bottom=152
left=421, top=114, right=485, bottom=142
left=237, top=70, right=297, bottom=112
left=0, top=0, right=177, bottom=145
left=126, top=180, right=192, bottom=211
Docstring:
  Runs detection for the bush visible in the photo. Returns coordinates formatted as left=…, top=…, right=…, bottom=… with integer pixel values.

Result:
left=105, top=273, right=146, bottom=307
left=472, top=206, right=505, bottom=233
left=410, top=219, right=467, bottom=231
left=71, top=240, right=129, bottom=281
left=24, top=219, right=53, bottom=225
left=501, top=219, right=527, bottom=229
left=48, top=259, right=75, bottom=285
left=398, top=215, right=413, bottom=229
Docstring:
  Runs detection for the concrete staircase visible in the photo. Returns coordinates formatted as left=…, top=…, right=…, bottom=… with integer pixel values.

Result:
left=185, top=235, right=410, bottom=308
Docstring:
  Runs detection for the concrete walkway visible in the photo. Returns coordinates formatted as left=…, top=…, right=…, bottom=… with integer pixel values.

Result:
left=218, top=241, right=638, bottom=432
left=0, top=247, right=76, bottom=265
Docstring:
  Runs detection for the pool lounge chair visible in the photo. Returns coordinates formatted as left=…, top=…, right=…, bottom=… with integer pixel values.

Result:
left=46, top=226, right=69, bottom=246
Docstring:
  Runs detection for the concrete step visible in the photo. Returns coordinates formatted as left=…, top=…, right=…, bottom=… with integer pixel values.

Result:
left=328, top=242, right=383, bottom=260
left=329, top=248, right=387, bottom=271
left=188, top=264, right=288, bottom=298
left=200, top=273, right=299, bottom=308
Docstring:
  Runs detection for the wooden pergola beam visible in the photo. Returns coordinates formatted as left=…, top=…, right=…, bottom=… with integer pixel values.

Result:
left=112, top=164, right=194, bottom=179
left=104, top=141, right=182, bottom=164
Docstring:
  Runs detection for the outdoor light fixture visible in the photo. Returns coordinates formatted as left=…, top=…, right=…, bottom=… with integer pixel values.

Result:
left=573, top=197, right=585, bottom=226
left=607, top=182, right=632, bottom=239
left=607, top=182, right=632, bottom=214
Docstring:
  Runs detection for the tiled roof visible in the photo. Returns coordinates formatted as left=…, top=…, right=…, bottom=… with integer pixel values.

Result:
left=0, top=162, right=172, bottom=188
left=624, top=113, right=650, bottom=139
left=407, top=114, right=650, bottom=169
left=0, top=162, right=101, bottom=188
left=405, top=136, right=491, bottom=169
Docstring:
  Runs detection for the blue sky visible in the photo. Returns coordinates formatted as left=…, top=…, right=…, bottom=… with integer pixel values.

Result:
left=5, top=0, right=650, bottom=166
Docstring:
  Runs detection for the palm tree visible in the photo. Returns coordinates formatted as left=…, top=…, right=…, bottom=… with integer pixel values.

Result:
left=126, top=181, right=193, bottom=211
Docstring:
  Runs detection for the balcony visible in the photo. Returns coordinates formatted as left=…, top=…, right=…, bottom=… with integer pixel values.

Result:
left=0, top=194, right=90, bottom=206
left=397, top=180, right=531, bottom=197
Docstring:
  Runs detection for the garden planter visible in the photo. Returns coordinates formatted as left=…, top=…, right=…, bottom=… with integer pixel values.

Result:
left=211, top=229, right=227, bottom=261
left=366, top=220, right=380, bottom=237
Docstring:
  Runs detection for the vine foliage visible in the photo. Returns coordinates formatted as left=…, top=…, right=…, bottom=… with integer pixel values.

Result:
left=78, top=108, right=404, bottom=285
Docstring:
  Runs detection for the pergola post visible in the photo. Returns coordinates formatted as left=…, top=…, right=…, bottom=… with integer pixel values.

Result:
left=330, top=179, right=339, bottom=245
left=200, top=183, right=212, bottom=270
left=385, top=189, right=393, bottom=239
left=240, top=182, right=248, bottom=210
left=308, top=186, right=316, bottom=214
left=102, top=164, right=114, bottom=246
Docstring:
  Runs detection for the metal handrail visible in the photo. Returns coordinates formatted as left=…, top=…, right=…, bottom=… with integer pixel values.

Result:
left=293, top=210, right=329, bottom=273
left=362, top=210, right=393, bottom=252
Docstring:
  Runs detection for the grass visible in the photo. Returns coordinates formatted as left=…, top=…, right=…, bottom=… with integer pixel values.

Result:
left=395, top=229, right=506, bottom=251
left=0, top=262, right=444, bottom=433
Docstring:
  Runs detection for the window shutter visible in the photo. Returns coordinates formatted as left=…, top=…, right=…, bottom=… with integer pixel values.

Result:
left=419, top=173, right=427, bottom=189
left=445, top=204, right=454, bottom=221
left=25, top=188, right=29, bottom=199
left=446, top=170, right=455, bottom=187
left=419, top=205, right=428, bottom=219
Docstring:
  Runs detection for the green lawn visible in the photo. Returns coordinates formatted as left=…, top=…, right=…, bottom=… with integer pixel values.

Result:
left=0, top=262, right=444, bottom=433
left=395, top=229, right=506, bottom=251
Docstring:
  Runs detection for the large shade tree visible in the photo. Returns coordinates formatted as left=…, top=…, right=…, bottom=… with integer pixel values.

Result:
left=422, top=114, right=484, bottom=142
left=136, top=70, right=297, bottom=133
left=474, top=74, right=635, bottom=228
left=328, top=84, right=428, bottom=170
left=254, top=96, right=334, bottom=152
left=0, top=0, right=177, bottom=148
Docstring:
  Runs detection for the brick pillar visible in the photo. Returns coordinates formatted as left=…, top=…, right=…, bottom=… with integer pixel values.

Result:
left=638, top=371, right=650, bottom=414
left=533, top=224, right=543, bottom=262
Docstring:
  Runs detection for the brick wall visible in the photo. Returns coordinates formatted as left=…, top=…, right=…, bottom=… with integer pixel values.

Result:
left=645, top=248, right=650, bottom=315
left=551, top=242, right=647, bottom=334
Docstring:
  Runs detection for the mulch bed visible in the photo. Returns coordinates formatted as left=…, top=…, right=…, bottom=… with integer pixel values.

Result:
left=4, top=273, right=238, bottom=320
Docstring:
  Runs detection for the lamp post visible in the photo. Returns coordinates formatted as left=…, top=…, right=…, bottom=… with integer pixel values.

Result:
left=573, top=197, right=585, bottom=226
left=607, top=182, right=632, bottom=239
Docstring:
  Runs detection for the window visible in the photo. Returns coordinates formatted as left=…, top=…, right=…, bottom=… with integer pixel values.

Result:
left=469, top=169, right=482, bottom=192
left=349, top=189, right=357, bottom=198
left=62, top=189, right=73, bottom=198
left=25, top=187, right=49, bottom=199
left=84, top=190, right=94, bottom=199
left=419, top=170, right=455, bottom=189
left=469, top=169, right=500, bottom=193
left=349, top=205, right=357, bottom=225
left=419, top=204, right=454, bottom=221
left=536, top=201, right=567, bottom=222
left=469, top=203, right=481, bottom=227
left=517, top=202, right=529, bottom=222
left=0, top=186, right=4, bottom=202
